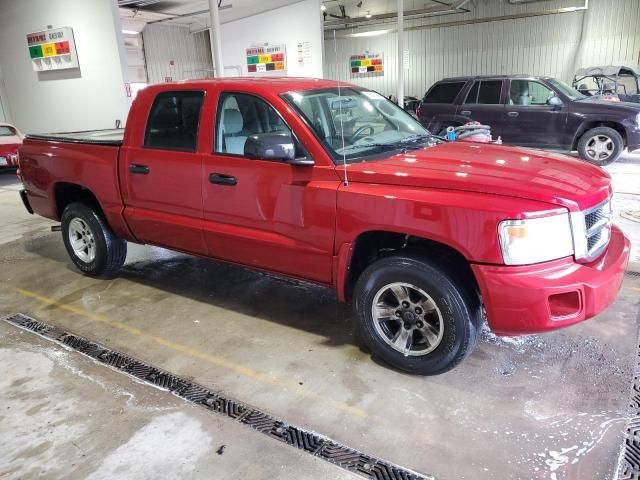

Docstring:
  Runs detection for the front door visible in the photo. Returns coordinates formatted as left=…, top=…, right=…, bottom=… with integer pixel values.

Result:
left=120, top=89, right=207, bottom=255
left=500, top=79, right=569, bottom=148
left=201, top=91, right=339, bottom=284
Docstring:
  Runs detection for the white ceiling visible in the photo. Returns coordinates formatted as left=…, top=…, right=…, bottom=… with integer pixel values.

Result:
left=119, top=0, right=463, bottom=32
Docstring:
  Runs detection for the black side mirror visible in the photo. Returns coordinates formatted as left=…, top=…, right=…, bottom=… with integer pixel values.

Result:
left=244, top=133, right=313, bottom=165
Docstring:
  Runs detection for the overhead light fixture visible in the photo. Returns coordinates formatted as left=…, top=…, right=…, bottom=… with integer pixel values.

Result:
left=122, top=29, right=138, bottom=34
left=365, top=11, right=372, bottom=18
left=349, top=29, right=389, bottom=37
left=320, top=4, right=326, bottom=11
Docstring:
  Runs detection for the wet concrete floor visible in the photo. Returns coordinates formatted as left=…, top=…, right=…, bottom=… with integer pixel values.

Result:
left=1, top=163, right=640, bottom=479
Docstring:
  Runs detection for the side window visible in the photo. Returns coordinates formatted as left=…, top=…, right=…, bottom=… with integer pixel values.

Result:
left=423, top=82, right=466, bottom=104
left=465, top=80, right=503, bottom=104
left=509, top=80, right=554, bottom=106
left=477, top=80, right=502, bottom=104
left=215, top=92, right=295, bottom=157
left=144, top=91, right=204, bottom=151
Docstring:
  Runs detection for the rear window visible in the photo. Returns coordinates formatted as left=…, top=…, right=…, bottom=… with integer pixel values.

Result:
left=423, top=82, right=466, bottom=104
left=464, top=80, right=503, bottom=104
left=144, top=90, right=204, bottom=152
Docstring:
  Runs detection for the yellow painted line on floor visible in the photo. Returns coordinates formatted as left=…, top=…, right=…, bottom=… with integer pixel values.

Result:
left=626, top=286, right=640, bottom=292
left=13, top=287, right=368, bottom=419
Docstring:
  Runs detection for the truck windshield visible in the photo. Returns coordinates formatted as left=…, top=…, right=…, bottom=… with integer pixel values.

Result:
left=283, top=87, right=439, bottom=164
left=547, top=78, right=586, bottom=101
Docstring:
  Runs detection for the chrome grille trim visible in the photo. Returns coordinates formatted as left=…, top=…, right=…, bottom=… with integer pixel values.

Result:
left=570, top=198, right=613, bottom=263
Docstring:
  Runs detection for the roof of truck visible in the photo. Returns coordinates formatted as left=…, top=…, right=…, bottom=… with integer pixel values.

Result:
left=152, top=77, right=350, bottom=94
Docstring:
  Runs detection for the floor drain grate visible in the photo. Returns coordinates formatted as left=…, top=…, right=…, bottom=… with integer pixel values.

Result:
left=3, top=313, right=434, bottom=480
left=627, top=270, right=640, bottom=279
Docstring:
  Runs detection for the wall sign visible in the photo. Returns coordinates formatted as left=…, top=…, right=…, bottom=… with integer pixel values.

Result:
left=26, top=27, right=79, bottom=72
left=350, top=53, right=383, bottom=75
left=246, top=44, right=286, bottom=74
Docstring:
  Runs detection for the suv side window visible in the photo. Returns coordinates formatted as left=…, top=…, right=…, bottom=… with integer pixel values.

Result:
left=215, top=92, right=303, bottom=158
left=509, top=80, right=555, bottom=106
left=464, top=80, right=502, bottom=104
left=423, top=82, right=466, bottom=104
left=144, top=91, right=204, bottom=151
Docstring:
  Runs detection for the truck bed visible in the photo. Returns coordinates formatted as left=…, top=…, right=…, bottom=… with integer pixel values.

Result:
left=26, top=129, right=124, bottom=145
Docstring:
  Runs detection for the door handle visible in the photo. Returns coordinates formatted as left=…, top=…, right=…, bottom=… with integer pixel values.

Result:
left=209, top=173, right=237, bottom=186
left=460, top=110, right=471, bottom=116
left=507, top=111, right=519, bottom=117
left=129, top=164, right=149, bottom=174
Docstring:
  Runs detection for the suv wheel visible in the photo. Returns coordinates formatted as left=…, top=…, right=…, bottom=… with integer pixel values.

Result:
left=577, top=127, right=623, bottom=166
left=61, top=202, right=127, bottom=277
left=353, top=254, right=481, bottom=375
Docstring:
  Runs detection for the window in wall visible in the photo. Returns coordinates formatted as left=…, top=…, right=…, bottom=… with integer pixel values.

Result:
left=509, top=80, right=554, bottom=106
left=215, top=92, right=295, bottom=157
left=144, top=90, right=204, bottom=151
left=423, top=82, right=466, bottom=104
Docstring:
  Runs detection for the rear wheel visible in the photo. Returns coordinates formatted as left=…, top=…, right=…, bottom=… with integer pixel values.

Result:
left=61, top=202, right=127, bottom=277
left=577, top=127, right=623, bottom=166
left=353, top=254, right=480, bottom=375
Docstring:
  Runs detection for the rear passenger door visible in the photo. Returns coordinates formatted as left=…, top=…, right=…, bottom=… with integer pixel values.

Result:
left=417, top=81, right=466, bottom=134
left=457, top=79, right=506, bottom=138
left=120, top=89, right=208, bottom=255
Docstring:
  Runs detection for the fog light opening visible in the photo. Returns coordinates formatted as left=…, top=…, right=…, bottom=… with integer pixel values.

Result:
left=548, top=291, right=582, bottom=319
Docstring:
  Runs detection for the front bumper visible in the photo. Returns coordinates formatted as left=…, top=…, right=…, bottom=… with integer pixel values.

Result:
left=471, top=225, right=630, bottom=335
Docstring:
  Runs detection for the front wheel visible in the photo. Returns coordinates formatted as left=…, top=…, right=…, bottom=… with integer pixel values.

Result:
left=353, top=254, right=480, bottom=375
left=577, top=127, right=623, bottom=166
left=61, top=202, right=127, bottom=277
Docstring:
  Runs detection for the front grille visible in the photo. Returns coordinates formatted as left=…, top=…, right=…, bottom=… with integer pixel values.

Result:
left=571, top=198, right=612, bottom=262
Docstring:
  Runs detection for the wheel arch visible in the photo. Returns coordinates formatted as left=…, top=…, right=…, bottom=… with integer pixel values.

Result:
left=572, top=120, right=627, bottom=150
left=54, top=182, right=106, bottom=221
left=341, top=230, right=479, bottom=303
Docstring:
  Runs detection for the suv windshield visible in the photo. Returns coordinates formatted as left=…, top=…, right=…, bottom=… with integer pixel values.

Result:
left=283, top=87, right=438, bottom=164
left=547, top=78, right=586, bottom=101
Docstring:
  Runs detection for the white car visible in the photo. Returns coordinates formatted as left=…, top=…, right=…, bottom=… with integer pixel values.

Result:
left=0, top=123, right=23, bottom=169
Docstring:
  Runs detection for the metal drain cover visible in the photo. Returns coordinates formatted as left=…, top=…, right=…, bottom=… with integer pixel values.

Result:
left=3, top=313, right=434, bottom=480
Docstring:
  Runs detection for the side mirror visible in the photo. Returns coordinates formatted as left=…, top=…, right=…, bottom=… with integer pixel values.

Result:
left=244, top=133, right=313, bottom=165
left=548, top=96, right=563, bottom=109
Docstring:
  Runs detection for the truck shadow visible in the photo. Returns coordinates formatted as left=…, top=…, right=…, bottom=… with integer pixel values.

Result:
left=23, top=234, right=356, bottom=348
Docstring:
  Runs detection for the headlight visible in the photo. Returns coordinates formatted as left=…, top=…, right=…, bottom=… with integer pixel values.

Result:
left=498, top=213, right=574, bottom=265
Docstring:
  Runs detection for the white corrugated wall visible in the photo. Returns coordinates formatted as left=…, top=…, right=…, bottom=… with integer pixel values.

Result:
left=142, top=23, right=213, bottom=84
left=324, top=0, right=640, bottom=98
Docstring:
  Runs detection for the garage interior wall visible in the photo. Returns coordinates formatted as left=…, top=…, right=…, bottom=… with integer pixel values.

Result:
left=0, top=0, right=130, bottom=134
left=324, top=0, right=640, bottom=98
left=219, top=0, right=324, bottom=78
left=143, top=24, right=213, bottom=84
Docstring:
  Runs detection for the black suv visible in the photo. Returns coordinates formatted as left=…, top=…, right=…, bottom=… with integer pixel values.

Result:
left=416, top=75, right=640, bottom=165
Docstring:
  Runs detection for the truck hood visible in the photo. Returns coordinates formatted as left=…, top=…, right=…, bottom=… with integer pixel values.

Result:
left=342, top=142, right=611, bottom=211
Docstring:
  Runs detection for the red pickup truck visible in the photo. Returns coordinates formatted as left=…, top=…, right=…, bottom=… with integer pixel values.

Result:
left=17, top=78, right=630, bottom=375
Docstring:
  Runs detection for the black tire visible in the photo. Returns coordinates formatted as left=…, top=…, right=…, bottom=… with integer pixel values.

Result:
left=61, top=202, right=127, bottom=277
left=577, top=127, right=623, bottom=166
left=353, top=254, right=481, bottom=375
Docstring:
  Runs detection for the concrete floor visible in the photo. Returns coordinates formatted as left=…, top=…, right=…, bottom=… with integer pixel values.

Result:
left=0, top=155, right=639, bottom=480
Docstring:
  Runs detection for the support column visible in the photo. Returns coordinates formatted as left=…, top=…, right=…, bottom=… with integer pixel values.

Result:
left=396, top=0, right=404, bottom=108
left=208, top=0, right=225, bottom=77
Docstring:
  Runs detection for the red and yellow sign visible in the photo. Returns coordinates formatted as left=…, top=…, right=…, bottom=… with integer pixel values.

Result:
left=26, top=27, right=79, bottom=71
left=350, top=53, right=384, bottom=75
left=246, top=44, right=287, bottom=74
